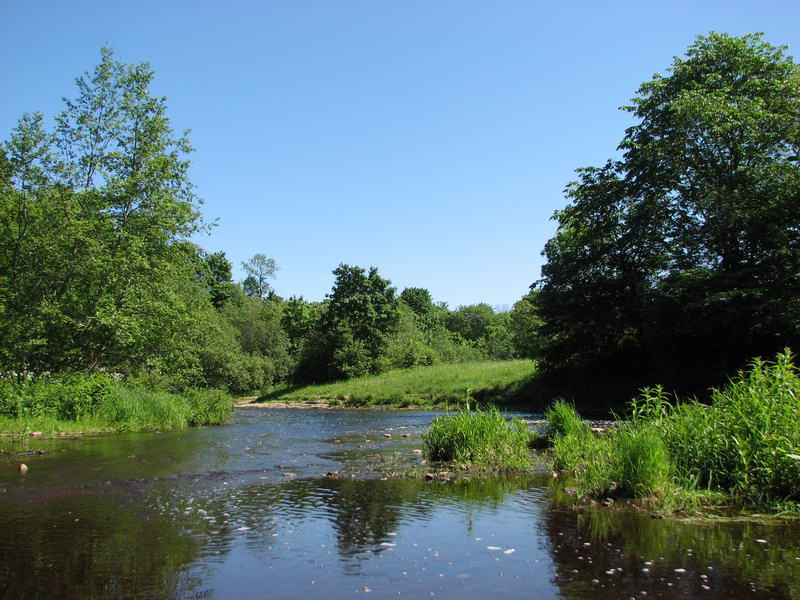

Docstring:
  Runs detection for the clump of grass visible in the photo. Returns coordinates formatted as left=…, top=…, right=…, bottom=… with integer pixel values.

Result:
left=422, top=407, right=533, bottom=470
left=545, top=399, right=587, bottom=439
left=612, top=424, right=673, bottom=498
left=98, top=386, right=192, bottom=431
left=660, top=349, right=800, bottom=506
left=545, top=400, right=614, bottom=494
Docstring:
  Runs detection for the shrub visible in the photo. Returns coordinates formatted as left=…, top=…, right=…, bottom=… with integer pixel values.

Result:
left=548, top=350, right=800, bottom=510
left=183, top=388, right=233, bottom=426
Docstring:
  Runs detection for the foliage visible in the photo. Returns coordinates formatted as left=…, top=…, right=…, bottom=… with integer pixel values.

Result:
left=281, top=296, right=322, bottom=358
left=191, top=248, right=237, bottom=308
left=545, top=399, right=587, bottom=440
left=509, top=290, right=543, bottom=359
left=444, top=303, right=495, bottom=341
left=423, top=407, right=533, bottom=470
left=658, top=349, right=800, bottom=505
left=0, top=48, right=206, bottom=378
left=399, top=287, right=436, bottom=321
left=295, top=264, right=400, bottom=382
left=612, top=425, right=674, bottom=498
left=534, top=32, right=800, bottom=404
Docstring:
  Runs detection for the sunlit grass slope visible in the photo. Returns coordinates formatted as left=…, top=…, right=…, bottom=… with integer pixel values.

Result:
left=258, top=360, right=536, bottom=408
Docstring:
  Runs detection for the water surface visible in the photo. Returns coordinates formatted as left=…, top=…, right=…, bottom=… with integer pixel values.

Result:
left=1, top=408, right=799, bottom=599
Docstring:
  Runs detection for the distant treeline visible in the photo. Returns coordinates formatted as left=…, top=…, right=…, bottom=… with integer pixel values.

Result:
left=529, top=33, right=800, bottom=405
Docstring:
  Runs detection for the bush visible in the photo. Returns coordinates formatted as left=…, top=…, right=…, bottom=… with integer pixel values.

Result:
left=423, top=407, right=533, bottom=470
left=545, top=399, right=587, bottom=440
left=0, top=373, right=114, bottom=420
left=183, top=388, right=233, bottom=426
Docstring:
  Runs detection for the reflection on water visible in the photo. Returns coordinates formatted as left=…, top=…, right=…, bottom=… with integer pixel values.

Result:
left=1, top=408, right=799, bottom=599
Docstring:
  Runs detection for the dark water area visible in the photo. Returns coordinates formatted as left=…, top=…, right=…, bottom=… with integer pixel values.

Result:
left=1, top=409, right=799, bottom=599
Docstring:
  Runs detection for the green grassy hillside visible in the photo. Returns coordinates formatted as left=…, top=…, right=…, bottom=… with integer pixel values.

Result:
left=256, top=360, right=537, bottom=408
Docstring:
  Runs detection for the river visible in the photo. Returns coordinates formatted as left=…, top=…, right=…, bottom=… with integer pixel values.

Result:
left=1, top=408, right=799, bottom=599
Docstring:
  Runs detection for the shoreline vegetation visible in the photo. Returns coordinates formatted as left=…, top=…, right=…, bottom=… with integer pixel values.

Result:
left=0, top=374, right=232, bottom=436
left=545, top=350, right=800, bottom=516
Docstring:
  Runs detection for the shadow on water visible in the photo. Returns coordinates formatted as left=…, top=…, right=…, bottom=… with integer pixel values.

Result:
left=1, top=408, right=800, bottom=599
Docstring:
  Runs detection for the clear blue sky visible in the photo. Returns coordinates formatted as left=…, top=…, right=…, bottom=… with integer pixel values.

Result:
left=3, top=1, right=799, bottom=308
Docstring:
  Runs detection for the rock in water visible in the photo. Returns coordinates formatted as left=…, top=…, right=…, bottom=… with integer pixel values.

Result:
left=18, top=463, right=28, bottom=474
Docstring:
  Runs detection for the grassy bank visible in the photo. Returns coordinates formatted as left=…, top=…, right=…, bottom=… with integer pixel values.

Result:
left=547, top=349, right=800, bottom=514
left=256, top=360, right=537, bottom=408
left=0, top=374, right=233, bottom=435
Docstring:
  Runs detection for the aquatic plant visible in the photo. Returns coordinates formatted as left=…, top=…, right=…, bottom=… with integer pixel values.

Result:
left=660, top=349, right=800, bottom=506
left=422, top=406, right=533, bottom=470
left=612, top=425, right=673, bottom=498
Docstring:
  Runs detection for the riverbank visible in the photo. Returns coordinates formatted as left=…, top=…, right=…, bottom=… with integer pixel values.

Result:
left=253, top=360, right=537, bottom=409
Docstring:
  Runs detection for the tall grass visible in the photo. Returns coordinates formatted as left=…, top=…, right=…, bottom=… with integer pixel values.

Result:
left=659, top=350, right=800, bottom=505
left=423, top=407, right=534, bottom=470
left=547, top=349, right=800, bottom=511
left=546, top=401, right=615, bottom=494
left=0, top=374, right=232, bottom=433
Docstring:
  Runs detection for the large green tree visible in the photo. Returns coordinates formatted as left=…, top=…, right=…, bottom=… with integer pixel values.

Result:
left=296, top=264, right=400, bottom=381
left=535, top=33, right=800, bottom=400
left=0, top=49, right=206, bottom=377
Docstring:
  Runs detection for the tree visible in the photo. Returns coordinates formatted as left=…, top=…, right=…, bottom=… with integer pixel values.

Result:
left=535, top=33, right=800, bottom=400
left=241, top=253, right=278, bottom=299
left=0, top=48, right=205, bottom=376
left=400, top=287, right=435, bottom=317
left=444, top=304, right=496, bottom=341
left=509, top=290, right=544, bottom=359
left=295, top=265, right=399, bottom=381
